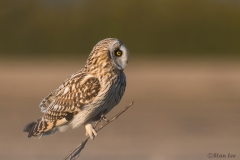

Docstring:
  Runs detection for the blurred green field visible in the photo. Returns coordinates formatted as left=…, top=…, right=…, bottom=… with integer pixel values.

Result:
left=1, top=0, right=240, bottom=57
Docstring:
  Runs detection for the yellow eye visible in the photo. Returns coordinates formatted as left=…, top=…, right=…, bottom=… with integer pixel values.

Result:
left=115, top=50, right=122, bottom=57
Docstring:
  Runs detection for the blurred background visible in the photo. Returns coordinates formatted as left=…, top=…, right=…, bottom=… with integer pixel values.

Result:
left=1, top=0, right=240, bottom=160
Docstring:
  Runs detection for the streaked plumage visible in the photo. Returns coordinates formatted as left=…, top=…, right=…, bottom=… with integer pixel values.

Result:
left=23, top=38, right=129, bottom=139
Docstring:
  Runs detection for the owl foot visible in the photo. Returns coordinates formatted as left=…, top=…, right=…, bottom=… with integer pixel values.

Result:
left=85, top=122, right=97, bottom=140
left=100, top=114, right=109, bottom=122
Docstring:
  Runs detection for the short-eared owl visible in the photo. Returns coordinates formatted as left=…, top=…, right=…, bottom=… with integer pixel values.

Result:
left=23, top=38, right=129, bottom=139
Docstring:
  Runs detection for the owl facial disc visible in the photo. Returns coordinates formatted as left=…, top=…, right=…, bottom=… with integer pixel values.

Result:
left=109, top=40, right=129, bottom=70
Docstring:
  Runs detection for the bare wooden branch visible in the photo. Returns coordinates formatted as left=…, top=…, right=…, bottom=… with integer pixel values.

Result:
left=63, top=101, right=134, bottom=160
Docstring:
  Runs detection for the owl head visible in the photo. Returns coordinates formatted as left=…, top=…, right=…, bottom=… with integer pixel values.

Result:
left=86, top=38, right=129, bottom=71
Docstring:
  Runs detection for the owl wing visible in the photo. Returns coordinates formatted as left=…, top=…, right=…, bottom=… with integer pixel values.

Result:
left=39, top=92, right=56, bottom=113
left=24, top=73, right=101, bottom=138
left=39, top=69, right=82, bottom=113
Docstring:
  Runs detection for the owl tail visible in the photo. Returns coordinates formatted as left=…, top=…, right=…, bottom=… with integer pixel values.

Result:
left=23, top=119, right=58, bottom=138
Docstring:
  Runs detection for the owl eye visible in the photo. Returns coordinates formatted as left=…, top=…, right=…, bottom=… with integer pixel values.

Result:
left=115, top=50, right=122, bottom=57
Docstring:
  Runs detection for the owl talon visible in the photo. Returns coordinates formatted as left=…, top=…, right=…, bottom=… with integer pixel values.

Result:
left=85, top=123, right=97, bottom=139
left=101, top=114, right=108, bottom=122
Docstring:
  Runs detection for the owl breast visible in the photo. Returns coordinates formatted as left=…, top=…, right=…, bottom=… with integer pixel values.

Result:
left=69, top=71, right=126, bottom=129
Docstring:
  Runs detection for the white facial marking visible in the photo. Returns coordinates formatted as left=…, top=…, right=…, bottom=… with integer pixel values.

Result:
left=109, top=39, right=129, bottom=70
left=118, top=45, right=128, bottom=69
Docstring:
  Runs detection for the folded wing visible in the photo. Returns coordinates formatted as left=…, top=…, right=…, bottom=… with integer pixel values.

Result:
left=23, top=73, right=101, bottom=138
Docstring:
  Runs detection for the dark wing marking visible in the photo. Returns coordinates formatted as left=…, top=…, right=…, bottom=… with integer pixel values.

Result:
left=24, top=74, right=101, bottom=138
left=39, top=92, right=56, bottom=113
